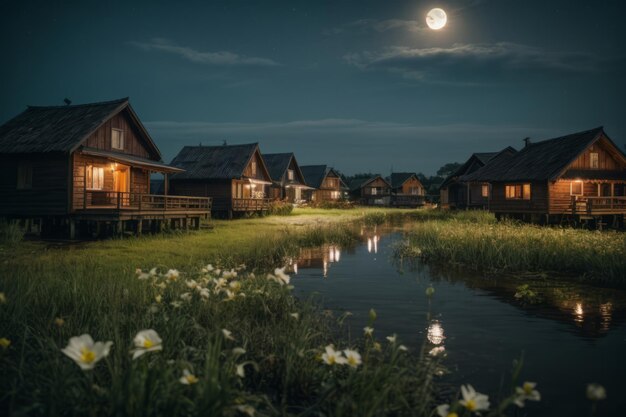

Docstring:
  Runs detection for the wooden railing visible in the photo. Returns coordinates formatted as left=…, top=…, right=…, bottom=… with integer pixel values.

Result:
left=232, top=198, right=270, bottom=211
left=571, top=196, right=626, bottom=215
left=81, top=191, right=211, bottom=212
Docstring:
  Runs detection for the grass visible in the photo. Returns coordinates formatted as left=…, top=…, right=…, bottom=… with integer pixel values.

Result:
left=396, top=213, right=626, bottom=285
left=0, top=207, right=439, bottom=417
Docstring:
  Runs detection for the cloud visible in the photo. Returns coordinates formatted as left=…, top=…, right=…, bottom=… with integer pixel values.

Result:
left=129, top=38, right=279, bottom=67
left=145, top=118, right=561, bottom=175
left=344, top=42, right=605, bottom=83
left=324, top=18, right=425, bottom=35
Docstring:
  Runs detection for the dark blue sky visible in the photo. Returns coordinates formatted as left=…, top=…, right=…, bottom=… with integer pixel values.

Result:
left=1, top=0, right=625, bottom=175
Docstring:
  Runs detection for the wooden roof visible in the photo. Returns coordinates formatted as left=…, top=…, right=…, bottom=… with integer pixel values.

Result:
left=0, top=98, right=161, bottom=159
left=348, top=175, right=390, bottom=192
left=462, top=127, right=623, bottom=182
left=390, top=172, right=421, bottom=189
left=263, top=152, right=306, bottom=184
left=169, top=143, right=270, bottom=180
left=440, top=147, right=516, bottom=188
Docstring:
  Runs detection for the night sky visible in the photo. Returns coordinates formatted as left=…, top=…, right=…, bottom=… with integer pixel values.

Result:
left=1, top=0, right=625, bottom=175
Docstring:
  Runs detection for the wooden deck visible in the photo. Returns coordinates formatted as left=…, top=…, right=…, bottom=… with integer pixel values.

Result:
left=391, top=195, right=425, bottom=208
left=571, top=196, right=626, bottom=216
left=74, top=191, right=211, bottom=220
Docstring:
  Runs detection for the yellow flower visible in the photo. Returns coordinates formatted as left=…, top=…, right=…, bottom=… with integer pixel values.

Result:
left=179, top=369, right=199, bottom=385
left=321, top=345, right=346, bottom=366
left=61, top=334, right=112, bottom=370
left=0, top=292, right=6, bottom=304
left=459, top=385, right=490, bottom=412
left=131, top=329, right=162, bottom=359
left=0, top=338, right=10, bottom=348
left=54, top=317, right=65, bottom=327
left=165, top=269, right=180, bottom=281
left=222, top=329, right=235, bottom=341
left=514, top=381, right=541, bottom=407
left=155, top=295, right=162, bottom=303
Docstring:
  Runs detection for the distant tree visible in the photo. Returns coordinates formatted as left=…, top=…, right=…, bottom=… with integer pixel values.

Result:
left=344, top=172, right=380, bottom=182
left=436, top=162, right=462, bottom=178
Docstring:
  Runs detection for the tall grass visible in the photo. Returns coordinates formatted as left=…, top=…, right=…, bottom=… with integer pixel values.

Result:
left=398, top=219, right=626, bottom=285
left=0, top=220, right=24, bottom=244
left=0, top=214, right=438, bottom=417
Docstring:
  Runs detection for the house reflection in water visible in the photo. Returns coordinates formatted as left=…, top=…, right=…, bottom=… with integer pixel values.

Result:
left=286, top=244, right=342, bottom=277
left=367, top=235, right=379, bottom=254
left=427, top=320, right=446, bottom=345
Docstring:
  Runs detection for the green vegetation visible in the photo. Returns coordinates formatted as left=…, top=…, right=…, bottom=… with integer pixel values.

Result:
left=266, top=200, right=294, bottom=216
left=396, top=213, right=626, bottom=285
left=0, top=208, right=439, bottom=417
left=0, top=220, right=24, bottom=244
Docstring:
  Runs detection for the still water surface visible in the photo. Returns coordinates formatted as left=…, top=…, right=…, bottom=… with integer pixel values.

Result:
left=290, top=224, right=626, bottom=416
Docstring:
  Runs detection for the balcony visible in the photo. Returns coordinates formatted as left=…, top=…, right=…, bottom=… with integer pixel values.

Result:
left=571, top=196, right=626, bottom=215
left=78, top=191, right=211, bottom=214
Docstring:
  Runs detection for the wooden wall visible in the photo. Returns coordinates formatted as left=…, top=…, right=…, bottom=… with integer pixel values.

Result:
left=399, top=177, right=424, bottom=195
left=243, top=150, right=271, bottom=181
left=82, top=111, right=156, bottom=159
left=0, top=153, right=69, bottom=216
left=361, top=178, right=391, bottom=196
left=490, top=181, right=548, bottom=214
left=568, top=137, right=624, bottom=171
left=170, top=179, right=232, bottom=211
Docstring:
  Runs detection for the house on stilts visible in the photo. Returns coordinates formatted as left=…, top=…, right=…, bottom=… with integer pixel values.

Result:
left=0, top=98, right=211, bottom=238
left=263, top=153, right=311, bottom=204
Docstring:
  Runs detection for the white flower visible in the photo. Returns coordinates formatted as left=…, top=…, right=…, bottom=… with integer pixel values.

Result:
left=236, top=363, right=247, bottom=378
left=213, top=278, right=228, bottom=289
left=203, top=264, right=214, bottom=272
left=290, top=312, right=299, bottom=320
left=155, top=294, right=162, bottom=303
left=343, top=349, right=362, bottom=368
left=398, top=345, right=408, bottom=351
left=321, top=345, right=346, bottom=366
left=222, top=329, right=235, bottom=341
left=179, top=369, right=199, bottom=385
left=363, top=326, right=374, bottom=337
left=170, top=301, right=183, bottom=308
left=234, top=405, right=255, bottom=417
left=459, top=384, right=490, bottom=412
left=586, top=383, right=606, bottom=401
left=223, top=290, right=237, bottom=301
left=274, top=267, right=290, bottom=285
left=199, top=288, right=210, bottom=299
left=149, top=267, right=158, bottom=277
left=180, top=292, right=193, bottom=302
left=232, top=347, right=246, bottom=356
left=185, top=279, right=199, bottom=289
left=429, top=346, right=446, bottom=357
left=514, top=381, right=541, bottom=407
left=131, top=329, right=163, bottom=359
left=61, top=334, right=112, bottom=370
left=386, top=334, right=397, bottom=344
left=436, top=404, right=456, bottom=417
left=165, top=269, right=180, bottom=281
left=229, top=281, right=242, bottom=292
left=137, top=271, right=151, bottom=280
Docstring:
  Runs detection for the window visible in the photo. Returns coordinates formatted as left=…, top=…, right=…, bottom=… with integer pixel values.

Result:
left=505, top=184, right=531, bottom=200
left=16, top=162, right=33, bottom=189
left=251, top=161, right=257, bottom=176
left=590, top=152, right=599, bottom=169
left=287, top=169, right=294, bottom=180
left=86, top=165, right=104, bottom=190
left=481, top=184, right=489, bottom=197
left=570, top=181, right=583, bottom=196
left=371, top=187, right=378, bottom=195
left=111, top=129, right=124, bottom=150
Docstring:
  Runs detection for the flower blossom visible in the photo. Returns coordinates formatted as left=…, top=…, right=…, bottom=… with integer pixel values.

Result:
left=61, top=334, right=112, bottom=370
left=131, top=329, right=163, bottom=359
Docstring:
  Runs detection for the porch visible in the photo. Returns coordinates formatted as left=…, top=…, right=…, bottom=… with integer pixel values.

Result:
left=571, top=196, right=626, bottom=215
left=76, top=190, right=211, bottom=215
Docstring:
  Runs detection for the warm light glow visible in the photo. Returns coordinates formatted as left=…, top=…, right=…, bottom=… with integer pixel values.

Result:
left=426, top=8, right=447, bottom=30
left=574, top=302, right=584, bottom=324
left=427, top=321, right=445, bottom=345
left=367, top=235, right=380, bottom=254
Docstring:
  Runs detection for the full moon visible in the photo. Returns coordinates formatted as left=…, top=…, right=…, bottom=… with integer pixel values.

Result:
left=426, top=8, right=447, bottom=30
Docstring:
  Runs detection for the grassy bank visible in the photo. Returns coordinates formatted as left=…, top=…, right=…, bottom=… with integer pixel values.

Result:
left=0, top=208, right=439, bottom=417
left=397, top=214, right=626, bottom=285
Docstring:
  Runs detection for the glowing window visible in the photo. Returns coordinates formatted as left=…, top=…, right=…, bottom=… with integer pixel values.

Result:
left=570, top=181, right=583, bottom=196
left=505, top=184, right=531, bottom=200
left=111, top=129, right=124, bottom=150
left=86, top=165, right=104, bottom=190
left=590, top=152, right=599, bottom=169
left=481, top=184, right=489, bottom=197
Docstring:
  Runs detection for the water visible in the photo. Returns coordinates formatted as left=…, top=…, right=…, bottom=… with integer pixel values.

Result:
left=290, top=224, right=626, bottom=416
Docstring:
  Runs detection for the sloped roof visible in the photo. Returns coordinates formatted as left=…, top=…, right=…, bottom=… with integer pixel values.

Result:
left=263, top=153, right=293, bottom=181
left=440, top=147, right=515, bottom=188
left=0, top=98, right=161, bottom=158
left=169, top=143, right=264, bottom=180
left=462, top=127, right=619, bottom=182
left=390, top=172, right=420, bottom=188
left=301, top=165, right=327, bottom=188
left=348, top=175, right=390, bottom=192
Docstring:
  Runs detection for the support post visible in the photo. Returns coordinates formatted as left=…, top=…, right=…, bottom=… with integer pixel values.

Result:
left=137, top=220, right=143, bottom=236
left=69, top=218, right=76, bottom=240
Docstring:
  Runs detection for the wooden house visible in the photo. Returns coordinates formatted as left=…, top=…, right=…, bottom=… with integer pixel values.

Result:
left=300, top=165, right=347, bottom=202
left=348, top=175, right=391, bottom=206
left=263, top=153, right=311, bottom=203
left=0, top=98, right=211, bottom=238
left=389, top=172, right=425, bottom=207
left=169, top=143, right=272, bottom=218
left=462, top=127, right=626, bottom=226
left=440, top=147, right=517, bottom=209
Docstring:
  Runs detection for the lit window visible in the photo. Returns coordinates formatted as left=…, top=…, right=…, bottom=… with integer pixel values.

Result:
left=505, top=184, right=531, bottom=200
left=16, top=162, right=33, bottom=189
left=86, top=165, right=104, bottom=190
left=481, top=184, right=489, bottom=197
left=111, top=129, right=124, bottom=150
left=251, top=161, right=257, bottom=176
left=570, top=181, right=583, bottom=196
left=590, top=152, right=599, bottom=169
left=287, top=169, right=294, bottom=180
left=371, top=187, right=378, bottom=195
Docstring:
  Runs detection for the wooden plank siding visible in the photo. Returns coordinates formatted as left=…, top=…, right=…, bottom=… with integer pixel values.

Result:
left=490, top=181, right=549, bottom=214
left=82, top=111, right=154, bottom=159
left=0, top=153, right=68, bottom=216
